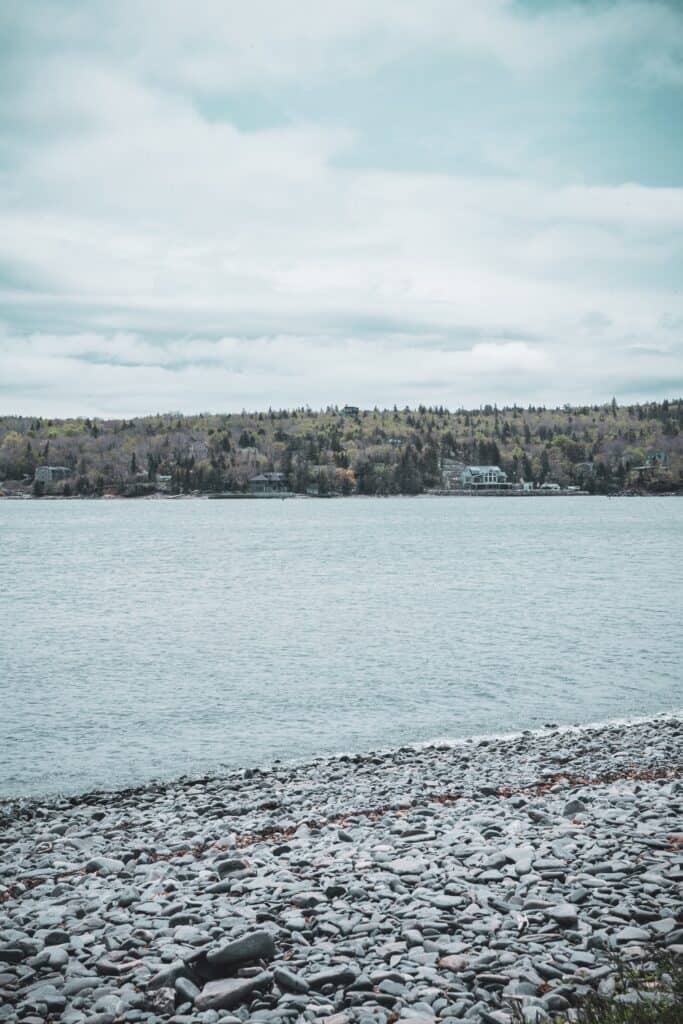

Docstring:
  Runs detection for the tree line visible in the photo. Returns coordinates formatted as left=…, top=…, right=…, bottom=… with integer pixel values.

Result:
left=0, top=399, right=681, bottom=497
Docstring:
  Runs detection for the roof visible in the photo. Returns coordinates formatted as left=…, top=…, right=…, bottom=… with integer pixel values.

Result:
left=463, top=465, right=504, bottom=473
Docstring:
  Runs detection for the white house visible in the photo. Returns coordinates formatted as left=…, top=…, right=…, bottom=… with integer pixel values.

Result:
left=460, top=465, right=508, bottom=489
left=540, top=482, right=561, bottom=491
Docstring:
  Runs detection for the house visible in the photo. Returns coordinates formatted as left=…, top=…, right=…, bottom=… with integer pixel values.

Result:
left=249, top=472, right=288, bottom=493
left=540, top=482, right=561, bottom=491
left=34, top=465, right=71, bottom=484
left=441, top=459, right=465, bottom=488
left=460, top=465, right=508, bottom=489
left=342, top=405, right=360, bottom=417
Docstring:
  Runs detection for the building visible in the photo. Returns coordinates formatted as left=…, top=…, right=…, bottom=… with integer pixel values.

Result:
left=249, top=472, right=288, bottom=493
left=441, top=458, right=465, bottom=488
left=34, top=466, right=72, bottom=484
left=342, top=405, right=360, bottom=417
left=460, top=465, right=508, bottom=489
left=540, top=482, right=561, bottom=491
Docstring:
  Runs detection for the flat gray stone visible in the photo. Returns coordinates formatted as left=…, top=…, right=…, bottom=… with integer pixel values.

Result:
left=195, top=971, right=272, bottom=1011
left=205, top=930, right=275, bottom=977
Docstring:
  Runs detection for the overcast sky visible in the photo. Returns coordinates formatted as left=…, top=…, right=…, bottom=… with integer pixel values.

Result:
left=1, top=0, right=682, bottom=416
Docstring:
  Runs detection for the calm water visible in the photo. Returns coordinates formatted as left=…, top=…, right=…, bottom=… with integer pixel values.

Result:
left=1, top=496, right=681, bottom=798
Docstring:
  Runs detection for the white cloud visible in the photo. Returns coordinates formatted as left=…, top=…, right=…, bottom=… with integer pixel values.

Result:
left=10, top=0, right=680, bottom=88
left=1, top=0, right=682, bottom=413
left=2, top=323, right=681, bottom=418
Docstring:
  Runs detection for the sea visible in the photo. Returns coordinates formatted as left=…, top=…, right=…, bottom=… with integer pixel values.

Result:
left=1, top=495, right=681, bottom=798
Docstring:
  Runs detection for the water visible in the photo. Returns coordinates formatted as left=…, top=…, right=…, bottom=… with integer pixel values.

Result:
left=1, top=496, right=681, bottom=798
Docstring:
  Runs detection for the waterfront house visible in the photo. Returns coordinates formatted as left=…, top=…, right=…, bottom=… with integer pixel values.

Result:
left=441, top=458, right=466, bottom=488
left=249, top=472, right=288, bottom=493
left=34, top=465, right=72, bottom=484
left=460, top=465, right=508, bottom=489
left=540, top=481, right=561, bottom=491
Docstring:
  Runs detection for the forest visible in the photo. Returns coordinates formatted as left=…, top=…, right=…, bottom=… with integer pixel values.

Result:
left=0, top=399, right=681, bottom=497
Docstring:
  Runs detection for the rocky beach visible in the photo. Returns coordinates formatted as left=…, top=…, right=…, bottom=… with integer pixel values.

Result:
left=1, top=715, right=681, bottom=1024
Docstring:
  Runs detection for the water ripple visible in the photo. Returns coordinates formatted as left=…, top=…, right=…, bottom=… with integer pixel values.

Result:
left=0, top=496, right=681, bottom=796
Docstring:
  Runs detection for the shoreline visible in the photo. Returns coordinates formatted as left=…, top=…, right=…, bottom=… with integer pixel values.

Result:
left=2, top=709, right=682, bottom=810
left=2, top=491, right=681, bottom=502
left=1, top=715, right=681, bottom=1022
left=2, top=491, right=679, bottom=499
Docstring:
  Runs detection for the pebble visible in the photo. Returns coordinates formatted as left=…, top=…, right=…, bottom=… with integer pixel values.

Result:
left=0, top=715, right=681, bottom=1024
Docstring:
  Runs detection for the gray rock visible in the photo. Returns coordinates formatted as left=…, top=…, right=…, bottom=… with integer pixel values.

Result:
left=274, top=967, right=310, bottom=994
left=204, top=931, right=275, bottom=977
left=215, top=858, right=248, bottom=879
left=195, top=971, right=272, bottom=1011
left=84, top=857, right=125, bottom=876
left=651, top=918, right=676, bottom=935
left=614, top=927, right=650, bottom=944
left=148, top=960, right=192, bottom=990
left=563, top=798, right=587, bottom=816
left=175, top=975, right=201, bottom=1003
left=307, top=965, right=357, bottom=989
left=547, top=904, right=578, bottom=928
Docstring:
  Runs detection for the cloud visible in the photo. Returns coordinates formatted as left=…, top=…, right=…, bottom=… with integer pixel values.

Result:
left=1, top=0, right=682, bottom=414
left=2, top=324, right=681, bottom=418
left=5, top=1, right=681, bottom=89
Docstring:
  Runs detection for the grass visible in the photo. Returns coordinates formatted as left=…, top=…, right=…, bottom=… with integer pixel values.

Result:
left=511, top=956, right=683, bottom=1023
left=564, top=957, right=682, bottom=1024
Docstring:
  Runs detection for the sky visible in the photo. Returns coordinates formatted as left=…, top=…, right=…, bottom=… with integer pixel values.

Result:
left=1, top=0, right=682, bottom=417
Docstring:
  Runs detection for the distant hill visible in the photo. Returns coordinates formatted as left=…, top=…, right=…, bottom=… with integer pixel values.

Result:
left=1, top=399, right=681, bottom=496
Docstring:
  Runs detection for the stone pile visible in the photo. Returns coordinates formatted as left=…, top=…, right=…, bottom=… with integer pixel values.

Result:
left=0, top=715, right=681, bottom=1024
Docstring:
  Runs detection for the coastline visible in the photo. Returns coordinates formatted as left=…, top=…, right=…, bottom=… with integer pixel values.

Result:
left=1, top=715, right=681, bottom=1022
left=2, top=491, right=681, bottom=500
